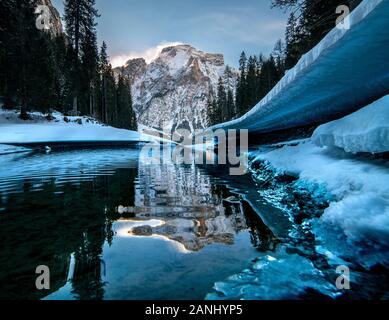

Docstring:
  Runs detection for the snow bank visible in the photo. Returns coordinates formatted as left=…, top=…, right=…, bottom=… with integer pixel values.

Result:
left=312, top=94, right=389, bottom=154
left=0, top=109, right=154, bottom=144
left=252, top=140, right=389, bottom=243
left=211, top=0, right=389, bottom=133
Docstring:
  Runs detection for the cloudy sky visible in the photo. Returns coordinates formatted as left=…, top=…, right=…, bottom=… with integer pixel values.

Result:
left=52, top=0, right=288, bottom=68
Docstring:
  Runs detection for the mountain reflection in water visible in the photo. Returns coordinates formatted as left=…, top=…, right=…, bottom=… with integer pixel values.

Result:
left=0, top=148, right=280, bottom=300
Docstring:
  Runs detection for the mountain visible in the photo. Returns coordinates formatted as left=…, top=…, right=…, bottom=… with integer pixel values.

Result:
left=114, top=44, right=238, bottom=133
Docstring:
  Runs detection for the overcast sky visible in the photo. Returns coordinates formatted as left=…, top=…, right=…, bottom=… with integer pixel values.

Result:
left=52, top=0, right=288, bottom=68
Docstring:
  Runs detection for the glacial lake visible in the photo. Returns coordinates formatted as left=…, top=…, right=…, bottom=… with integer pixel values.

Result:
left=1, top=147, right=388, bottom=300
left=0, top=147, right=283, bottom=300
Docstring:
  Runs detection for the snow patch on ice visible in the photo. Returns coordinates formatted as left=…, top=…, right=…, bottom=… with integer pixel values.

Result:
left=252, top=140, right=389, bottom=243
left=312, top=94, right=389, bottom=154
left=206, top=248, right=338, bottom=300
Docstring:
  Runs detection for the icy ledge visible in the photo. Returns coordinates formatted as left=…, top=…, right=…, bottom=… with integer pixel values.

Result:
left=252, top=140, right=389, bottom=243
left=312, top=94, right=389, bottom=154
left=207, top=139, right=389, bottom=300
left=211, top=0, right=389, bottom=133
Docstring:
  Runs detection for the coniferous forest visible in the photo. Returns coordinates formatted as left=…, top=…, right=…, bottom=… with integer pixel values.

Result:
left=0, top=0, right=137, bottom=131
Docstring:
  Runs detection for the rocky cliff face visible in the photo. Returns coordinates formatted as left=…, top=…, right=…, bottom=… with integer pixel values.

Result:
left=114, top=45, right=237, bottom=133
left=115, top=58, right=147, bottom=85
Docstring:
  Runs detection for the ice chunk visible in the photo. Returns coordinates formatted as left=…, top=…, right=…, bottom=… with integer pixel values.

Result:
left=206, top=248, right=338, bottom=300
left=251, top=140, right=389, bottom=243
left=312, top=94, right=389, bottom=154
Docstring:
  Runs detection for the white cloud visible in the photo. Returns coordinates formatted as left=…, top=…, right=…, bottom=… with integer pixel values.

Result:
left=110, top=41, right=183, bottom=68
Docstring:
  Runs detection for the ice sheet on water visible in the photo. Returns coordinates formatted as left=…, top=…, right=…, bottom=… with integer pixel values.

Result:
left=252, top=140, right=389, bottom=242
left=206, top=248, right=339, bottom=300
left=0, top=144, right=31, bottom=155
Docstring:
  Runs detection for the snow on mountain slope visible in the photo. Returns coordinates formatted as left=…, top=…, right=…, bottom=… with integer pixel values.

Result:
left=212, top=0, right=389, bottom=134
left=115, top=45, right=237, bottom=133
left=312, top=94, right=389, bottom=154
left=0, top=109, right=153, bottom=144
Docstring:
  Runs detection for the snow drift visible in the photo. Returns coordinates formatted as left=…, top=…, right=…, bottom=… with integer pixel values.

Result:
left=0, top=109, right=154, bottom=145
left=211, top=0, right=389, bottom=134
left=312, top=94, right=389, bottom=154
left=251, top=140, right=389, bottom=243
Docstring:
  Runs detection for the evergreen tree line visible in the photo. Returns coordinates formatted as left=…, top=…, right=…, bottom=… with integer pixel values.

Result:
left=277, top=0, right=362, bottom=70
left=0, top=0, right=137, bottom=131
left=210, top=0, right=363, bottom=125
left=207, top=66, right=236, bottom=125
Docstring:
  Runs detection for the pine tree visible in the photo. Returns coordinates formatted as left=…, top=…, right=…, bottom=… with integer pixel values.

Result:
left=52, top=34, right=69, bottom=113
left=217, top=77, right=228, bottom=122
left=116, top=75, right=137, bottom=130
left=236, top=51, right=248, bottom=117
left=99, top=42, right=110, bottom=123
left=258, top=56, right=279, bottom=101
left=246, top=55, right=258, bottom=109
left=207, top=95, right=220, bottom=126
left=80, top=27, right=99, bottom=117
left=284, top=12, right=302, bottom=70
left=0, top=0, right=58, bottom=118
left=105, top=69, right=116, bottom=127
left=272, top=39, right=285, bottom=76
left=226, top=89, right=235, bottom=120
left=64, top=0, right=99, bottom=115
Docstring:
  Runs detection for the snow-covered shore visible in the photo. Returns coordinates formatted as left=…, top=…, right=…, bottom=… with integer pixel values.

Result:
left=208, top=103, right=389, bottom=299
left=255, top=95, right=389, bottom=243
left=0, top=109, right=155, bottom=145
left=251, top=140, right=389, bottom=243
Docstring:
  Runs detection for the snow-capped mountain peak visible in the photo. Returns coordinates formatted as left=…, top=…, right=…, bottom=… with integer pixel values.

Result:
left=115, top=44, right=237, bottom=133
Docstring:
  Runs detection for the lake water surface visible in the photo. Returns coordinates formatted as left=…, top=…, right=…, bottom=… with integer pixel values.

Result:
left=0, top=147, right=281, bottom=300
left=1, top=147, right=388, bottom=300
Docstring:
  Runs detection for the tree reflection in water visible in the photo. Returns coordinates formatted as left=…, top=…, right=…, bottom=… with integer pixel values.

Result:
left=0, top=149, right=279, bottom=300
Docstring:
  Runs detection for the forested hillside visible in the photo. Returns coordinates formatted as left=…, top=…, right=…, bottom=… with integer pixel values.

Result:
left=0, top=0, right=137, bottom=130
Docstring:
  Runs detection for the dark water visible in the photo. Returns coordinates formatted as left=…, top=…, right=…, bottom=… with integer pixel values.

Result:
left=0, top=148, right=283, bottom=300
